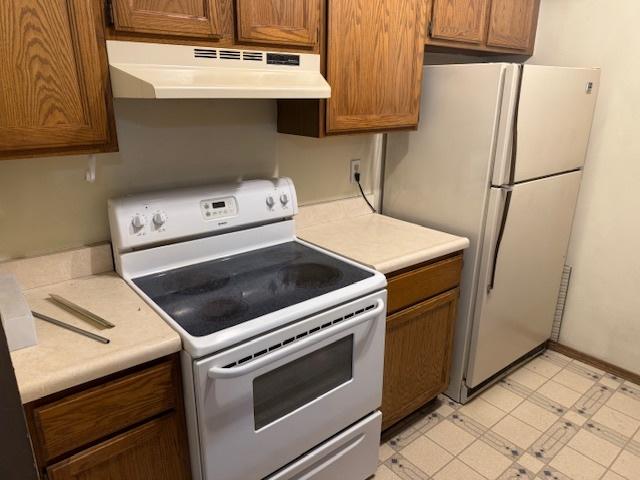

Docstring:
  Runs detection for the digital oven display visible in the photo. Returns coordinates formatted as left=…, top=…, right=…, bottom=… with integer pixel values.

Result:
left=212, top=201, right=226, bottom=209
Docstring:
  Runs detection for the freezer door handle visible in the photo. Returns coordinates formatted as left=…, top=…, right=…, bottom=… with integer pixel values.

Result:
left=488, top=185, right=514, bottom=292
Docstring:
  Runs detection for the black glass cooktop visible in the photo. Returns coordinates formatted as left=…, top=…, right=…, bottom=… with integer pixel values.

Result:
left=133, top=242, right=374, bottom=337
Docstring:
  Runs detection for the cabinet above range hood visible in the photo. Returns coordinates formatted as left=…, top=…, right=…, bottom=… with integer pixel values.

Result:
left=106, top=41, right=331, bottom=99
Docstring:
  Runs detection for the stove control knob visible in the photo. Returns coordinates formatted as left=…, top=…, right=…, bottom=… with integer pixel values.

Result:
left=266, top=195, right=275, bottom=208
left=152, top=212, right=167, bottom=227
left=131, top=214, right=146, bottom=230
left=280, top=193, right=289, bottom=205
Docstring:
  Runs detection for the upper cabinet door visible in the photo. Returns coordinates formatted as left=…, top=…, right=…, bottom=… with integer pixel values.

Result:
left=487, top=0, right=539, bottom=51
left=0, top=0, right=116, bottom=159
left=236, top=0, right=320, bottom=47
left=326, top=0, right=427, bottom=134
left=430, top=0, right=490, bottom=44
left=111, top=0, right=223, bottom=38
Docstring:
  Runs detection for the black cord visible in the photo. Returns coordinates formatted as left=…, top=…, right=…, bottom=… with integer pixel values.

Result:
left=355, top=172, right=376, bottom=213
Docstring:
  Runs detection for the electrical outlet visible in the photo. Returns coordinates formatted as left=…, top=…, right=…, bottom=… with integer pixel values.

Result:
left=350, top=159, right=361, bottom=184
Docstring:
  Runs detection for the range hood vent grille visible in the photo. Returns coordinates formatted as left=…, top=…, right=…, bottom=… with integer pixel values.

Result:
left=219, top=50, right=241, bottom=60
left=194, top=48, right=217, bottom=59
left=242, top=51, right=264, bottom=62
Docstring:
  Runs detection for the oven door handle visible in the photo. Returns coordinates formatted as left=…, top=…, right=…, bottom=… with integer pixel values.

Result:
left=207, top=299, right=385, bottom=380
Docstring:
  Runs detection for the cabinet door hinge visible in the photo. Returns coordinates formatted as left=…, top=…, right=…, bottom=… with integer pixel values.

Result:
left=428, top=20, right=433, bottom=37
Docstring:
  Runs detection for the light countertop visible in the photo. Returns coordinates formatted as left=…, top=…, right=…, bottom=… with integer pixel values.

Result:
left=4, top=247, right=181, bottom=404
left=297, top=199, right=469, bottom=274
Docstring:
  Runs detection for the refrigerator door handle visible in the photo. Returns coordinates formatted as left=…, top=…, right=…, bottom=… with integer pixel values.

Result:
left=488, top=185, right=514, bottom=292
left=507, top=65, right=524, bottom=185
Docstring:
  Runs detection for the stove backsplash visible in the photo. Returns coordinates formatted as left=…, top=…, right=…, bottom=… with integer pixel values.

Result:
left=0, top=100, right=380, bottom=261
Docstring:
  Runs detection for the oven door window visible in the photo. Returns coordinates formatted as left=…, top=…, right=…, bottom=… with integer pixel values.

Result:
left=253, top=335, right=354, bottom=430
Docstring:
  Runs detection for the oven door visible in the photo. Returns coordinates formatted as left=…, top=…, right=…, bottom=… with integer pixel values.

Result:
left=193, top=291, right=386, bottom=480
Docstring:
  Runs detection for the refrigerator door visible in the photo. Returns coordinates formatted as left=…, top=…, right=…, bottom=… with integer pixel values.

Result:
left=384, top=63, right=518, bottom=401
left=493, top=65, right=600, bottom=185
left=466, top=171, right=582, bottom=389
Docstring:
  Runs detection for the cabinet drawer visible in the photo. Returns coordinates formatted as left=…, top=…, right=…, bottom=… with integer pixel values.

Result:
left=32, top=360, right=178, bottom=462
left=386, top=254, right=463, bottom=314
left=47, top=413, right=190, bottom=480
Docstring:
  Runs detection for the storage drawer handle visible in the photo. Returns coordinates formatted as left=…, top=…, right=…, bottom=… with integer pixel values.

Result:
left=267, top=433, right=365, bottom=480
left=297, top=434, right=365, bottom=479
left=208, top=299, right=384, bottom=379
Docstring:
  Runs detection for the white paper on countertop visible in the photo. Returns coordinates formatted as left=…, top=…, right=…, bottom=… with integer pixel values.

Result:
left=0, top=274, right=38, bottom=351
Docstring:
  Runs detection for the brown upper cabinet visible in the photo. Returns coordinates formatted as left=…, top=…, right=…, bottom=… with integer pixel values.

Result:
left=110, top=0, right=224, bottom=39
left=326, top=0, right=427, bottom=133
left=426, top=0, right=540, bottom=54
left=430, top=0, right=490, bottom=45
left=278, top=0, right=428, bottom=137
left=486, top=0, right=539, bottom=51
left=0, top=0, right=117, bottom=160
left=236, top=0, right=320, bottom=47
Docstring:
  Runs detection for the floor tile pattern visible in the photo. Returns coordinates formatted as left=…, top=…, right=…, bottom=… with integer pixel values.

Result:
left=375, top=350, right=640, bottom=480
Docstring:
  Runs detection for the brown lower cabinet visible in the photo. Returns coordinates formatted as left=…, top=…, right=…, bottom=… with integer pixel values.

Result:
left=47, top=413, right=187, bottom=480
left=381, top=253, right=463, bottom=430
left=25, top=355, right=191, bottom=480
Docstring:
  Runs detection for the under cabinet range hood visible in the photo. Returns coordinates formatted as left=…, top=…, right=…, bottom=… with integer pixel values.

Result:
left=106, top=40, right=331, bottom=99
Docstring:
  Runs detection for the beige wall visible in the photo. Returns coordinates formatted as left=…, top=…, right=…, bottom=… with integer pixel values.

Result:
left=530, top=0, right=640, bottom=372
left=0, top=99, right=379, bottom=261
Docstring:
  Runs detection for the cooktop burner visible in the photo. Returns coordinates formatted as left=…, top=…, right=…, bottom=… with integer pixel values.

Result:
left=161, top=270, right=230, bottom=296
left=133, top=242, right=374, bottom=337
left=277, top=262, right=343, bottom=289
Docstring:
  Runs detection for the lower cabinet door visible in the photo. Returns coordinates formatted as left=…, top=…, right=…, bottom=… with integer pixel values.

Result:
left=381, top=289, right=458, bottom=430
left=46, top=413, right=190, bottom=480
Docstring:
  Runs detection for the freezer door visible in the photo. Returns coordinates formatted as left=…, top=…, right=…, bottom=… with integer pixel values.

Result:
left=495, top=65, right=600, bottom=184
left=466, top=171, right=582, bottom=388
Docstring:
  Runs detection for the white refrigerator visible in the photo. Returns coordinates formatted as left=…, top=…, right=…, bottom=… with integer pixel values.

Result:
left=383, top=63, right=600, bottom=403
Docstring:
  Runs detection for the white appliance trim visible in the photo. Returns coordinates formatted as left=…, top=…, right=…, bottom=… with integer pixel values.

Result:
left=106, top=40, right=331, bottom=99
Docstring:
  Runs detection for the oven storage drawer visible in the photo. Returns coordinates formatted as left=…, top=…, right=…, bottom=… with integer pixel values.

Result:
left=387, top=254, right=463, bottom=314
left=266, top=411, right=381, bottom=480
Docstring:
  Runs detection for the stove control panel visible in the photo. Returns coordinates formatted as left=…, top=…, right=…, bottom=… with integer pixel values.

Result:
left=200, top=196, right=238, bottom=221
left=109, top=178, right=298, bottom=253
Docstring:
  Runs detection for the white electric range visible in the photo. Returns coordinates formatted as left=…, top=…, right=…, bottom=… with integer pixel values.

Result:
left=109, top=178, right=387, bottom=480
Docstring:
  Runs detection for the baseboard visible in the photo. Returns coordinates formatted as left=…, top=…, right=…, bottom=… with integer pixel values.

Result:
left=547, top=340, right=640, bottom=385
